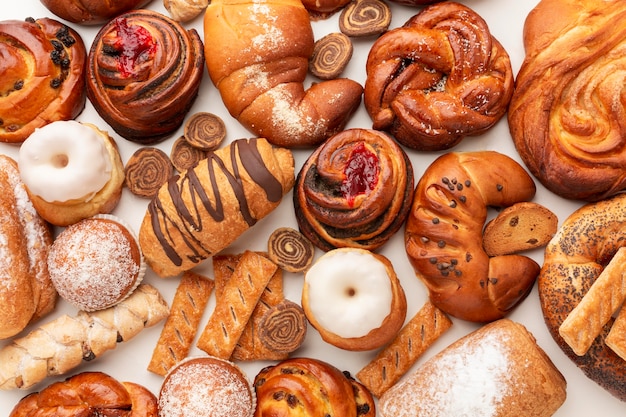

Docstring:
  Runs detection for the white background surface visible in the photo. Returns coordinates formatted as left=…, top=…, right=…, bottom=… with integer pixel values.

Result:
left=0, top=0, right=624, bottom=415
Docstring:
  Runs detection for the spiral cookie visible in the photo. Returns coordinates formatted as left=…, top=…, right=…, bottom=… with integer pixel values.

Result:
left=87, top=9, right=204, bottom=144
left=267, top=227, right=315, bottom=272
left=125, top=147, right=174, bottom=198
left=364, top=2, right=514, bottom=150
left=339, top=0, right=391, bottom=37
left=508, top=0, right=626, bottom=201
left=309, top=32, right=353, bottom=80
left=183, top=112, right=226, bottom=151
left=0, top=17, right=86, bottom=143
left=170, top=136, right=207, bottom=172
left=294, top=128, right=413, bottom=251
left=258, top=299, right=307, bottom=354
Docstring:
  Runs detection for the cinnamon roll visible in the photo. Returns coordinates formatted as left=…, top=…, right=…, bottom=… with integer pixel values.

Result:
left=364, top=2, right=514, bottom=151
left=294, top=128, right=414, bottom=251
left=508, top=0, right=626, bottom=201
left=0, top=17, right=86, bottom=143
left=86, top=9, right=204, bottom=144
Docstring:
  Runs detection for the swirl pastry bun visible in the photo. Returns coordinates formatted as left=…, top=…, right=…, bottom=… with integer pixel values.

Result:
left=254, top=357, right=375, bottom=417
left=0, top=155, right=55, bottom=340
left=0, top=17, right=86, bottom=143
left=18, top=120, right=125, bottom=227
left=364, top=2, right=514, bottom=150
left=405, top=151, right=539, bottom=322
left=294, top=128, right=414, bottom=251
left=302, top=248, right=407, bottom=351
left=509, top=0, right=626, bottom=201
left=87, top=9, right=204, bottom=144
left=40, top=0, right=153, bottom=24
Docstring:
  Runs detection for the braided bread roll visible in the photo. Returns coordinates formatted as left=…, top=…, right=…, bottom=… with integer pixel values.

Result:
left=364, top=2, right=513, bottom=151
left=9, top=372, right=158, bottom=417
left=0, top=284, right=168, bottom=390
left=294, top=128, right=414, bottom=251
left=139, top=138, right=295, bottom=277
left=0, top=17, right=86, bottom=143
left=405, top=151, right=540, bottom=322
left=0, top=156, right=55, bottom=340
left=254, top=357, right=375, bottom=417
left=508, top=0, right=626, bottom=201
left=40, top=0, right=152, bottom=24
left=203, top=0, right=363, bottom=148
left=86, top=9, right=204, bottom=144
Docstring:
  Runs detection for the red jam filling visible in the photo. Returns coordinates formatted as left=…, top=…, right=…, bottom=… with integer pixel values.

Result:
left=341, top=142, right=379, bottom=207
left=113, top=18, right=156, bottom=77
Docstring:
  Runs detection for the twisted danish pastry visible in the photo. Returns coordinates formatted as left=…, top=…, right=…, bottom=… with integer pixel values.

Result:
left=87, top=9, right=204, bottom=144
left=364, top=2, right=514, bottom=150
left=405, top=151, right=539, bottom=322
left=508, top=0, right=626, bottom=201
left=294, top=128, right=414, bottom=251
left=0, top=17, right=86, bottom=143
left=203, top=0, right=363, bottom=148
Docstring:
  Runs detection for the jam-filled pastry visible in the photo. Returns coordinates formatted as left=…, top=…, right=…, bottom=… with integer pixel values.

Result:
left=509, top=0, right=626, bottom=201
left=0, top=17, right=86, bottom=143
left=294, top=128, right=414, bottom=251
left=364, top=2, right=514, bottom=151
left=86, top=9, right=204, bottom=144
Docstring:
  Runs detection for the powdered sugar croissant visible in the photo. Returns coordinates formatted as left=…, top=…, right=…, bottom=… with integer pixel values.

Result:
left=203, top=0, right=363, bottom=148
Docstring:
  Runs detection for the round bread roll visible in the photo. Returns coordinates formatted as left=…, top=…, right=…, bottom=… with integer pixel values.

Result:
left=18, top=120, right=125, bottom=227
left=159, top=356, right=255, bottom=417
left=302, top=248, right=407, bottom=351
left=48, top=215, right=145, bottom=312
left=405, top=151, right=540, bottom=322
left=539, top=193, right=626, bottom=401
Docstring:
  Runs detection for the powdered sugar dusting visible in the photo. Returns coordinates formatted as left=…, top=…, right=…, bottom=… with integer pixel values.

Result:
left=267, top=86, right=326, bottom=139
left=48, top=219, right=141, bottom=311
left=249, top=3, right=281, bottom=62
left=159, top=358, right=254, bottom=417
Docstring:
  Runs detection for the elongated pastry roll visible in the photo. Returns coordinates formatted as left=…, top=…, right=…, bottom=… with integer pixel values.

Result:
left=139, top=138, right=295, bottom=277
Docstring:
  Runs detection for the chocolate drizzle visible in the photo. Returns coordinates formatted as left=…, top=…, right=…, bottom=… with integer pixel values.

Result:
left=147, top=138, right=284, bottom=267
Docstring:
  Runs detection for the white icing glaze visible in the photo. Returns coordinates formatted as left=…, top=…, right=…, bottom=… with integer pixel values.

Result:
left=18, top=120, right=112, bottom=202
left=304, top=248, right=392, bottom=338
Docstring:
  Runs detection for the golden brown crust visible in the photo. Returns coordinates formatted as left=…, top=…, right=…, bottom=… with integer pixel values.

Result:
left=483, top=202, right=558, bottom=256
left=0, top=17, right=86, bottom=143
left=139, top=138, right=295, bottom=277
left=538, top=193, right=626, bottom=401
left=203, top=0, right=363, bottom=148
left=356, top=300, right=452, bottom=397
left=40, top=0, right=152, bottom=24
left=364, top=2, right=513, bottom=150
left=0, top=156, right=55, bottom=340
left=25, top=123, right=125, bottom=227
left=148, top=271, right=214, bottom=376
left=254, top=357, right=374, bottom=417
left=8, top=372, right=158, bottom=417
left=87, top=9, right=204, bottom=144
left=378, top=319, right=566, bottom=417
left=164, top=0, right=209, bottom=22
left=405, top=151, right=539, bottom=322
left=508, top=0, right=626, bottom=201
left=294, top=128, right=414, bottom=251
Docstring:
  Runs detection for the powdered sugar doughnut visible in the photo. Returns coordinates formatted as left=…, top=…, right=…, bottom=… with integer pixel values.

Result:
left=301, top=248, right=407, bottom=351
left=48, top=215, right=145, bottom=311
left=18, top=120, right=125, bottom=226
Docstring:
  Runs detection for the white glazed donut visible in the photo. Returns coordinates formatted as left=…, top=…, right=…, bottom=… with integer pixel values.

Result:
left=302, top=247, right=407, bottom=351
left=18, top=120, right=125, bottom=226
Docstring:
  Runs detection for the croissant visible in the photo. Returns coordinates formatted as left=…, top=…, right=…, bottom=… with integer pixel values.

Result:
left=40, top=0, right=152, bottom=24
left=139, top=138, right=295, bottom=277
left=0, top=17, right=86, bottom=143
left=404, top=151, right=540, bottom=322
left=203, top=0, right=363, bottom=148
left=508, top=0, right=626, bottom=202
left=0, top=156, right=55, bottom=340
left=254, top=357, right=375, bottom=417
left=9, top=372, right=158, bottom=417
left=86, top=9, right=204, bottom=144
left=0, top=284, right=169, bottom=390
left=364, top=2, right=514, bottom=151
left=294, top=128, right=414, bottom=251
